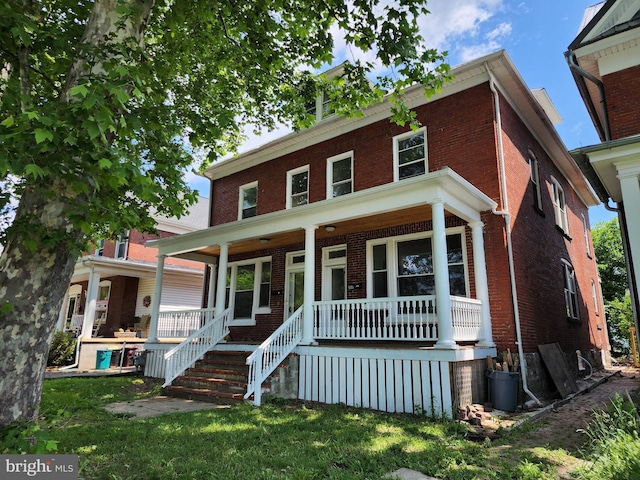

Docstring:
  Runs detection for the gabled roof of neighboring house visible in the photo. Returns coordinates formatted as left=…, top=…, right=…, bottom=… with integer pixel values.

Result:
left=569, top=0, right=640, bottom=50
left=155, top=195, right=209, bottom=235
left=205, top=49, right=598, bottom=208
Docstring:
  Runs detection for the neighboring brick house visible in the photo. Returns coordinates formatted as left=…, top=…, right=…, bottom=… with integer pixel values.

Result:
left=567, top=0, right=640, bottom=348
left=143, top=50, right=608, bottom=416
left=57, top=196, right=209, bottom=340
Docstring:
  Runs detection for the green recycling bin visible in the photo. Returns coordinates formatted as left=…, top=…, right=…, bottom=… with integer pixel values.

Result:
left=486, top=370, right=520, bottom=412
left=95, top=349, right=113, bottom=370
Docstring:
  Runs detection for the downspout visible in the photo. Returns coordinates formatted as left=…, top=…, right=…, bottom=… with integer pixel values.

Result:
left=566, top=52, right=611, bottom=142
left=485, top=62, right=542, bottom=406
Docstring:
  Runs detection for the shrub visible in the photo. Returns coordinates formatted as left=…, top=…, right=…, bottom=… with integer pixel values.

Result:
left=47, top=331, right=77, bottom=367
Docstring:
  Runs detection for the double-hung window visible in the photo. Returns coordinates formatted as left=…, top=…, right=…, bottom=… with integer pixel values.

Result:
left=551, top=176, right=569, bottom=234
left=239, top=182, right=258, bottom=219
left=582, top=214, right=592, bottom=257
left=115, top=231, right=129, bottom=259
left=529, top=154, right=543, bottom=211
left=327, top=152, right=353, bottom=198
left=95, top=239, right=105, bottom=256
left=562, top=260, right=579, bottom=321
left=225, top=258, right=271, bottom=325
left=287, top=165, right=309, bottom=208
left=368, top=229, right=468, bottom=298
left=394, top=127, right=427, bottom=181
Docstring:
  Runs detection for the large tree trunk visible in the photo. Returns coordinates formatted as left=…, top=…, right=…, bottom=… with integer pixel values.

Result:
left=0, top=0, right=153, bottom=427
left=0, top=188, right=81, bottom=425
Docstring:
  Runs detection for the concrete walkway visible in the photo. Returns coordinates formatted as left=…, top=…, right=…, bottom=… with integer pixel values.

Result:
left=105, top=395, right=230, bottom=418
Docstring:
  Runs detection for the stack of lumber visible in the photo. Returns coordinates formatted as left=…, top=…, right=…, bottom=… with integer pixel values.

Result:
left=486, top=349, right=519, bottom=372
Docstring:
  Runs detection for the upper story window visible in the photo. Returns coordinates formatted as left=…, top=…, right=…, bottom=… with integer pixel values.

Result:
left=591, top=279, right=599, bottom=316
left=94, top=239, right=105, bottom=256
left=394, top=127, right=427, bottom=181
left=529, top=153, right=543, bottom=212
left=327, top=152, right=353, bottom=198
left=582, top=213, right=592, bottom=257
left=562, top=260, right=579, bottom=321
left=239, top=182, right=258, bottom=219
left=287, top=165, right=309, bottom=208
left=367, top=229, right=467, bottom=298
left=115, top=231, right=129, bottom=259
left=306, top=90, right=336, bottom=123
left=550, top=176, right=569, bottom=234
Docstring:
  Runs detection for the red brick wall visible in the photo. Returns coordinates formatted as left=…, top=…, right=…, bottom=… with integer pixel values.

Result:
left=498, top=92, right=607, bottom=354
left=211, top=82, right=606, bottom=356
left=604, top=65, right=640, bottom=140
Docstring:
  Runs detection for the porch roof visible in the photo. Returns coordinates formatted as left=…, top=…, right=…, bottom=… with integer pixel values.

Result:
left=150, top=167, right=497, bottom=262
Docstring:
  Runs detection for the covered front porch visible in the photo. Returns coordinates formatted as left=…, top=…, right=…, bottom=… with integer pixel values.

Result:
left=144, top=168, right=498, bottom=414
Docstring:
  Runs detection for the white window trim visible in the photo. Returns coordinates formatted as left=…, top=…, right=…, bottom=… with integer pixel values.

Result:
left=393, top=127, right=427, bottom=182
left=326, top=151, right=354, bottom=199
left=226, top=256, right=272, bottom=326
left=562, top=259, right=579, bottom=321
left=365, top=227, right=469, bottom=298
left=321, top=245, right=347, bottom=301
left=591, top=278, right=599, bottom=316
left=95, top=239, right=105, bottom=256
left=551, top=176, right=569, bottom=234
left=582, top=213, right=592, bottom=257
left=529, top=153, right=543, bottom=211
left=115, top=231, right=129, bottom=259
left=286, top=165, right=310, bottom=209
left=238, top=181, right=258, bottom=220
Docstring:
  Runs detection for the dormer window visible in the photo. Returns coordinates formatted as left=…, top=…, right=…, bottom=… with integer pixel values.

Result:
left=306, top=91, right=335, bottom=123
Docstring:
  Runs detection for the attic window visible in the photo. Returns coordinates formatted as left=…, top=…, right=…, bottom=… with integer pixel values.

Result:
left=306, top=91, right=335, bottom=123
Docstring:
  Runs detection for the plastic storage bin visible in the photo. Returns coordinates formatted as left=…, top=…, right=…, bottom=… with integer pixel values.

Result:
left=95, top=349, right=113, bottom=370
left=486, top=370, right=520, bottom=412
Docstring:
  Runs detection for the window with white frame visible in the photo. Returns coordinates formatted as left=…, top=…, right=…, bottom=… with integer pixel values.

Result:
left=368, top=229, right=467, bottom=298
left=591, top=279, right=599, bottom=316
left=551, top=176, right=569, bottom=234
left=115, top=231, right=129, bottom=259
left=582, top=213, right=592, bottom=257
left=287, top=165, right=309, bottom=208
left=327, top=152, right=353, bottom=198
left=562, top=260, right=579, bottom=321
left=394, top=127, right=427, bottom=181
left=239, top=182, right=258, bottom=219
left=225, top=257, right=271, bottom=325
left=95, top=239, right=105, bottom=256
left=306, top=90, right=336, bottom=123
left=529, top=153, right=543, bottom=211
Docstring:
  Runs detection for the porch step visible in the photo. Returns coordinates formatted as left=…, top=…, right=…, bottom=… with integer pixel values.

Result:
left=164, top=385, right=248, bottom=404
left=164, top=349, right=258, bottom=405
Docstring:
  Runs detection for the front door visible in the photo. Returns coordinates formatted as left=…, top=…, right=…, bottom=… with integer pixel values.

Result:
left=285, top=251, right=305, bottom=319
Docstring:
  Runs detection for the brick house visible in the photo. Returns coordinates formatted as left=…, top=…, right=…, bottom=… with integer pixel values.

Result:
left=143, top=50, right=608, bottom=416
left=57, top=196, right=209, bottom=354
left=567, top=0, right=640, bottom=347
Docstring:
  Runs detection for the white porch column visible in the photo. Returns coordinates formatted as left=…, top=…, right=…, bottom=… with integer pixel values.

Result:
left=81, top=268, right=100, bottom=339
left=469, top=221, right=494, bottom=347
left=215, top=243, right=229, bottom=316
left=56, top=294, right=67, bottom=331
left=207, top=260, right=218, bottom=310
left=302, top=225, right=318, bottom=344
left=147, top=254, right=166, bottom=343
left=432, top=201, right=455, bottom=349
left=618, top=168, right=640, bottom=308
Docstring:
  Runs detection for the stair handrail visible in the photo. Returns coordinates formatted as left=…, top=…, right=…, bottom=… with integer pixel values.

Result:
left=245, top=305, right=304, bottom=406
left=163, top=308, right=232, bottom=387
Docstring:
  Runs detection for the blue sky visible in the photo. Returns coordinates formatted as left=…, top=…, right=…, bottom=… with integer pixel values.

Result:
left=189, top=0, right=616, bottom=226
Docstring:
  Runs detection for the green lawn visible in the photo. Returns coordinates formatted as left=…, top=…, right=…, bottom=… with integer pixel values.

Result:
left=7, top=376, right=587, bottom=479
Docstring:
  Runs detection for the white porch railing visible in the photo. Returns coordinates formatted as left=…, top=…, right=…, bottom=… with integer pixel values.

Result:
left=157, top=308, right=216, bottom=338
left=313, top=296, right=438, bottom=341
left=451, top=296, right=482, bottom=341
left=313, top=295, right=483, bottom=342
left=245, top=306, right=304, bottom=406
left=163, top=308, right=231, bottom=387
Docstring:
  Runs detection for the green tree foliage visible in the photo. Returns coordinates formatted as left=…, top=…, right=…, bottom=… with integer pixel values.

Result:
left=592, top=218, right=633, bottom=356
left=0, top=0, right=450, bottom=426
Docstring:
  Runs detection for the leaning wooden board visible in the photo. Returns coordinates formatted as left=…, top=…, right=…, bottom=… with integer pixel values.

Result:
left=538, top=343, right=578, bottom=398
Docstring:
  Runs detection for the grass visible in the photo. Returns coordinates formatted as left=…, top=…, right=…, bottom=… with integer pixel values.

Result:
left=9, top=375, right=590, bottom=479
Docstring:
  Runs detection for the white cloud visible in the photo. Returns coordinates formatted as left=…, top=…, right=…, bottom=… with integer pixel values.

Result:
left=486, top=22, right=512, bottom=41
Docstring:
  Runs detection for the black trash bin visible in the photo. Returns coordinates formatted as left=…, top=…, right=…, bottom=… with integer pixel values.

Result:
left=486, top=370, right=520, bottom=412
